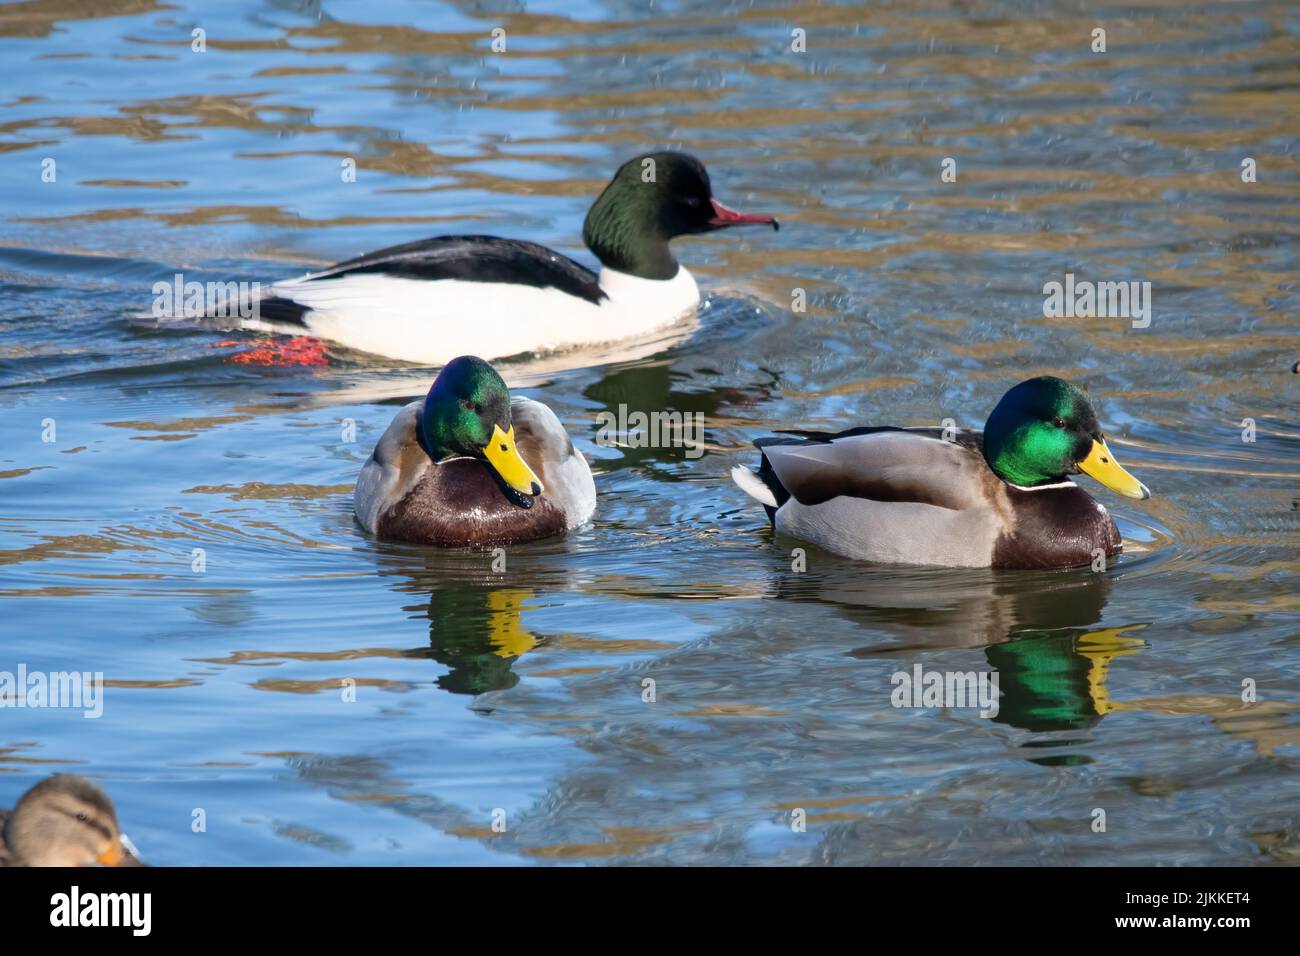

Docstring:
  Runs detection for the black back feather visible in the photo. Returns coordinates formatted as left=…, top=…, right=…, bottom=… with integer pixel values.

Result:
left=302, top=235, right=607, bottom=305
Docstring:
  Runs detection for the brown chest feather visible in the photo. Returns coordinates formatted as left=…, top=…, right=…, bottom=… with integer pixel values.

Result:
left=377, top=458, right=566, bottom=546
left=993, top=485, right=1123, bottom=570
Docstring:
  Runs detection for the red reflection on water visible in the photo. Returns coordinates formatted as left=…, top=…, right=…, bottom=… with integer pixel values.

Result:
left=215, top=338, right=331, bottom=366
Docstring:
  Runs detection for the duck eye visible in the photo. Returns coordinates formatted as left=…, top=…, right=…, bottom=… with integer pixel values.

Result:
left=1052, top=417, right=1066, bottom=428
left=683, top=196, right=701, bottom=208
left=76, top=812, right=88, bottom=822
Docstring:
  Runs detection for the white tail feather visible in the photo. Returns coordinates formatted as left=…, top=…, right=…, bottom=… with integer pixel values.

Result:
left=731, top=465, right=777, bottom=508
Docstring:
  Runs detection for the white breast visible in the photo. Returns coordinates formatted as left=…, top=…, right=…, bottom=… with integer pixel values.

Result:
left=597, top=265, right=699, bottom=326
left=248, top=265, right=700, bottom=366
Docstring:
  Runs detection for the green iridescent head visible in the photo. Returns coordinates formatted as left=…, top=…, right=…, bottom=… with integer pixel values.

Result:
left=582, top=151, right=778, bottom=279
left=982, top=377, right=1149, bottom=499
left=421, top=356, right=542, bottom=506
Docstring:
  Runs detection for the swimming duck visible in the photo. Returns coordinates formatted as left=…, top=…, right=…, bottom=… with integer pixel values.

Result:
left=731, top=377, right=1151, bottom=570
left=355, top=355, right=595, bottom=545
left=241, top=152, right=777, bottom=364
left=0, top=774, right=143, bottom=867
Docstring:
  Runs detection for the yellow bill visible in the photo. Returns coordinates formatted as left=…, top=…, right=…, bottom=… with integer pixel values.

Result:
left=483, top=424, right=543, bottom=497
left=1078, top=438, right=1149, bottom=499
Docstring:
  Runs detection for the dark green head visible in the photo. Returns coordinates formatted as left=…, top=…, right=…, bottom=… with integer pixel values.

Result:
left=421, top=356, right=542, bottom=506
left=582, top=151, right=778, bottom=280
left=982, top=376, right=1149, bottom=499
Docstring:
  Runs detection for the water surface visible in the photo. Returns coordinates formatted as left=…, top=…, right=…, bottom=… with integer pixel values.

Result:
left=1, top=0, right=1298, bottom=865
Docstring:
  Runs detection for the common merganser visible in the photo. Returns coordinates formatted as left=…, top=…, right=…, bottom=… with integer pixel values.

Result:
left=240, top=151, right=777, bottom=364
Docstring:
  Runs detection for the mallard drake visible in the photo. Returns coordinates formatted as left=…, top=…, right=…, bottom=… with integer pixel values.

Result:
left=226, top=152, right=777, bottom=364
left=731, top=376, right=1151, bottom=570
left=355, top=355, right=596, bottom=545
left=0, top=774, right=143, bottom=867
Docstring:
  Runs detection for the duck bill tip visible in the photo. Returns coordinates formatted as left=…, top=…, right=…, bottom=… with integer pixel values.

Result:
left=484, top=424, right=544, bottom=503
left=708, top=198, right=778, bottom=231
left=96, top=837, right=144, bottom=867
left=1079, top=439, right=1150, bottom=501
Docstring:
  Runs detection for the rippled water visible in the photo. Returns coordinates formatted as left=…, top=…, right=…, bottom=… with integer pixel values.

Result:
left=1, top=0, right=1298, bottom=865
